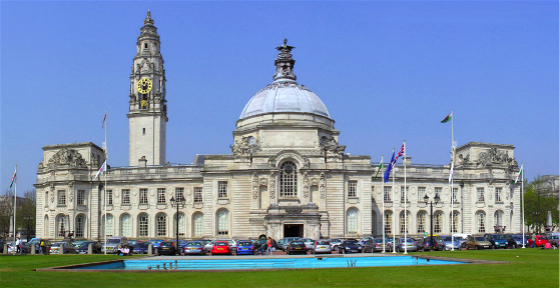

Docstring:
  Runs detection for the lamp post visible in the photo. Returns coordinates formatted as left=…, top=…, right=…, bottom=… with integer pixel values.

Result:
left=170, top=195, right=185, bottom=256
left=23, top=214, right=34, bottom=242
left=424, top=194, right=440, bottom=251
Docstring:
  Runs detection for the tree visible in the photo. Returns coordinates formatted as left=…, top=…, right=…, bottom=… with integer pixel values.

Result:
left=17, top=189, right=36, bottom=242
left=0, top=190, right=15, bottom=240
left=524, top=175, right=559, bottom=233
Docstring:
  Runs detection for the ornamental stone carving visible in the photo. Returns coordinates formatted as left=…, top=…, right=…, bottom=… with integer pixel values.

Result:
left=285, top=208, right=303, bottom=214
left=476, top=148, right=518, bottom=169
left=38, top=161, right=44, bottom=169
left=252, top=174, right=259, bottom=199
left=259, top=178, right=268, bottom=186
left=303, top=172, right=310, bottom=199
left=231, top=136, right=260, bottom=157
left=319, top=173, right=327, bottom=199
left=269, top=172, right=276, bottom=199
left=92, top=153, right=99, bottom=167
left=458, top=153, right=471, bottom=165
left=268, top=150, right=310, bottom=168
left=47, top=148, right=87, bottom=169
left=320, top=136, right=346, bottom=157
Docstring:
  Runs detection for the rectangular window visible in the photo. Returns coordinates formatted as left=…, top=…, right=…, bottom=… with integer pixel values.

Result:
left=140, top=189, right=148, bottom=204
left=435, top=187, right=442, bottom=199
left=400, top=187, right=409, bottom=202
left=77, top=190, right=85, bottom=205
left=383, top=187, right=392, bottom=202
left=348, top=181, right=357, bottom=197
left=157, top=188, right=166, bottom=204
left=57, top=190, right=66, bottom=206
left=452, top=188, right=458, bottom=202
left=418, top=187, right=426, bottom=202
left=107, top=190, right=113, bottom=205
left=477, top=188, right=485, bottom=202
left=495, top=188, right=502, bottom=202
left=175, top=188, right=184, bottom=201
left=142, top=128, right=146, bottom=135
left=122, top=189, right=130, bottom=205
left=45, top=191, right=49, bottom=207
left=218, top=181, right=228, bottom=198
left=194, top=187, right=203, bottom=203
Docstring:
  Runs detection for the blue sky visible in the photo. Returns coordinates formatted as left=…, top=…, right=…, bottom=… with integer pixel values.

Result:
left=1, top=1, right=558, bottom=194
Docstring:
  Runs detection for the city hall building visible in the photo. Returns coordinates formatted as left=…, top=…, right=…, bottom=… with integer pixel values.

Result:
left=35, top=12, right=522, bottom=241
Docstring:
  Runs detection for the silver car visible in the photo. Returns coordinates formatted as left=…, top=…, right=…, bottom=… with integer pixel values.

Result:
left=312, top=240, right=332, bottom=254
left=184, top=241, right=206, bottom=255
left=328, top=238, right=342, bottom=251
left=440, top=235, right=463, bottom=250
left=300, top=238, right=316, bottom=250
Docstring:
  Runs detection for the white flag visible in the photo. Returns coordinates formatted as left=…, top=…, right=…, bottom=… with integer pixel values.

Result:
left=94, top=160, right=107, bottom=180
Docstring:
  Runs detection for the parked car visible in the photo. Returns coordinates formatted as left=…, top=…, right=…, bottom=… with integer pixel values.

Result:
left=102, top=237, right=128, bottom=254
left=211, top=241, right=233, bottom=255
left=527, top=235, right=549, bottom=247
left=300, top=238, right=316, bottom=250
left=312, top=240, right=332, bottom=254
left=76, top=241, right=103, bottom=254
left=132, top=242, right=151, bottom=254
left=182, top=241, right=206, bottom=255
left=411, top=238, right=423, bottom=251
left=254, top=239, right=268, bottom=254
left=503, top=234, right=523, bottom=248
left=338, top=239, right=362, bottom=254
left=50, top=242, right=77, bottom=254
left=465, top=235, right=492, bottom=250
left=277, top=237, right=301, bottom=251
left=363, top=238, right=388, bottom=253
left=235, top=240, right=256, bottom=255
left=439, top=235, right=462, bottom=251
left=452, top=234, right=469, bottom=248
left=157, top=241, right=178, bottom=255
left=484, top=234, right=509, bottom=249
left=328, top=239, right=343, bottom=251
left=420, top=237, right=445, bottom=251
left=358, top=236, right=374, bottom=247
left=204, top=239, right=237, bottom=252
left=286, top=240, right=308, bottom=255
left=394, top=238, right=418, bottom=252
left=547, top=233, right=559, bottom=247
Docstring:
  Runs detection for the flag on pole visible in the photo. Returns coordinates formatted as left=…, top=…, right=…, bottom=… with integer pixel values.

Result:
left=514, top=164, right=524, bottom=184
left=384, top=151, right=395, bottom=183
left=101, top=113, right=107, bottom=129
left=94, top=160, right=107, bottom=180
left=448, top=160, right=454, bottom=184
left=373, top=161, right=383, bottom=180
left=395, top=143, right=405, bottom=161
left=9, top=166, right=16, bottom=188
left=441, top=111, right=453, bottom=123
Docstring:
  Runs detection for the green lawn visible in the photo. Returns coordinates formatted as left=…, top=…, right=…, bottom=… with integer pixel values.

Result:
left=0, top=249, right=557, bottom=288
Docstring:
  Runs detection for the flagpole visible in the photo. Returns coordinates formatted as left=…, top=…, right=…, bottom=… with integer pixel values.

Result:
left=521, top=163, right=525, bottom=248
left=381, top=155, right=385, bottom=253
left=403, top=140, right=407, bottom=254
left=451, top=112, right=455, bottom=251
left=104, top=110, right=108, bottom=255
left=392, top=148, right=396, bottom=254
left=13, top=164, right=17, bottom=248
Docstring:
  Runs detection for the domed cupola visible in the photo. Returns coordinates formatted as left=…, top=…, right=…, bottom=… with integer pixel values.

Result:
left=238, top=40, right=331, bottom=122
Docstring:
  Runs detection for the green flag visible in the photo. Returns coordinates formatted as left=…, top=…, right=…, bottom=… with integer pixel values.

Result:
left=9, top=166, right=16, bottom=188
left=372, top=162, right=383, bottom=180
left=514, top=164, right=523, bottom=184
left=441, top=111, right=453, bottom=123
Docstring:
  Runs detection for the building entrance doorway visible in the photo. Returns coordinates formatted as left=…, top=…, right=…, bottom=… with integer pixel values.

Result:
left=283, top=224, right=303, bottom=238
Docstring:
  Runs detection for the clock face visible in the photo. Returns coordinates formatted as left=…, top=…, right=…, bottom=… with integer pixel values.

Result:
left=137, top=78, right=153, bottom=94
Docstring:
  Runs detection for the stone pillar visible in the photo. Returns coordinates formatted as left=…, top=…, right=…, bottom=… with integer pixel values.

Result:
left=88, top=243, right=93, bottom=255
left=31, top=245, right=36, bottom=255
left=3, top=244, right=7, bottom=254
left=148, top=243, right=153, bottom=256
left=60, top=245, right=64, bottom=255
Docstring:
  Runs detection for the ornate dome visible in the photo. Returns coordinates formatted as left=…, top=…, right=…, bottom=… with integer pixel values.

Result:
left=239, top=40, right=331, bottom=120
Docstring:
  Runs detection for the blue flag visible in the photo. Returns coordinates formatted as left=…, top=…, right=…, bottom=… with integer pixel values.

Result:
left=384, top=151, right=395, bottom=183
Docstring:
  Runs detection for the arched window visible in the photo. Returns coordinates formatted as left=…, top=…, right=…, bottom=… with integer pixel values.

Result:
left=175, top=213, right=185, bottom=237
left=346, top=208, right=358, bottom=234
left=193, top=213, right=203, bottom=237
left=120, top=214, right=132, bottom=237
left=44, top=215, right=49, bottom=238
left=56, top=214, right=67, bottom=238
left=494, top=210, right=504, bottom=227
left=280, top=161, right=297, bottom=197
left=476, top=211, right=486, bottom=233
left=156, top=213, right=167, bottom=237
left=417, top=211, right=427, bottom=233
left=400, top=210, right=411, bottom=234
left=434, top=211, right=443, bottom=233
left=217, top=209, right=229, bottom=236
left=105, top=214, right=114, bottom=237
left=138, top=213, right=149, bottom=237
left=75, top=214, right=85, bottom=238
left=449, top=211, right=459, bottom=233
left=384, top=211, right=393, bottom=235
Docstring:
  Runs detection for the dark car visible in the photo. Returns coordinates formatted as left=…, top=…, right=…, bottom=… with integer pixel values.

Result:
left=254, top=239, right=268, bottom=255
left=338, top=239, right=362, bottom=254
left=484, top=234, right=509, bottom=249
left=75, top=241, right=103, bottom=254
left=363, top=239, right=388, bottom=253
left=421, top=237, right=444, bottom=251
left=133, top=242, right=151, bottom=254
left=278, top=237, right=301, bottom=251
left=504, top=234, right=524, bottom=248
left=157, top=241, right=178, bottom=255
left=286, top=240, right=308, bottom=255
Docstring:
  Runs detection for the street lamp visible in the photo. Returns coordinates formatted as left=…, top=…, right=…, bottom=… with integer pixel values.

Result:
left=424, top=194, right=440, bottom=251
left=23, top=214, right=34, bottom=242
left=170, top=195, right=185, bottom=256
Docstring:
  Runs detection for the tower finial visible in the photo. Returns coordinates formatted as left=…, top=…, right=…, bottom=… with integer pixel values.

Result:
left=273, top=39, right=297, bottom=82
left=144, top=9, right=154, bottom=25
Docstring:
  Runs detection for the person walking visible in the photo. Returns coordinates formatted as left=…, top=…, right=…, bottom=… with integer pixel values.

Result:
left=15, top=237, right=21, bottom=253
left=39, top=240, right=45, bottom=254
left=267, top=237, right=273, bottom=255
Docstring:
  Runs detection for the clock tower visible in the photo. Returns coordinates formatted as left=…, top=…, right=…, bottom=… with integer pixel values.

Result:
left=127, top=10, right=167, bottom=166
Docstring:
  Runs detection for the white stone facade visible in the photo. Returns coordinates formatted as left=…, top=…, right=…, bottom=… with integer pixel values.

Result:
left=34, top=12, right=522, bottom=241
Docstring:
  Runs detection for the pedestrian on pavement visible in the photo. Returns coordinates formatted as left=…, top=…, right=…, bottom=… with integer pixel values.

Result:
left=267, top=237, right=273, bottom=255
left=15, top=237, right=21, bottom=253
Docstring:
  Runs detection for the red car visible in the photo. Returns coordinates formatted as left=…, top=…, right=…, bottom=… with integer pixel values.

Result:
left=528, top=235, right=549, bottom=247
left=211, top=241, right=232, bottom=255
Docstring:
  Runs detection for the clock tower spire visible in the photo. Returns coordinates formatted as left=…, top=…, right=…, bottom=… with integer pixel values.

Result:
left=127, top=10, right=167, bottom=166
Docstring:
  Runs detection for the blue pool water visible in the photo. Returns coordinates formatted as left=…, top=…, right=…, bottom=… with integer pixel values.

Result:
left=76, top=256, right=466, bottom=270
